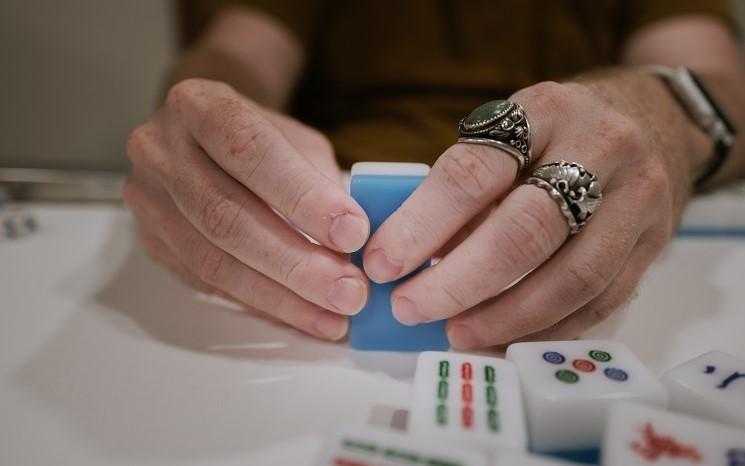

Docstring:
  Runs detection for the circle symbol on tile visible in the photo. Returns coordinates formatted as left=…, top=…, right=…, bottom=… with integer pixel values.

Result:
left=589, top=350, right=612, bottom=362
left=572, top=359, right=596, bottom=372
left=555, top=369, right=579, bottom=384
left=543, top=351, right=566, bottom=365
left=604, top=367, right=628, bottom=382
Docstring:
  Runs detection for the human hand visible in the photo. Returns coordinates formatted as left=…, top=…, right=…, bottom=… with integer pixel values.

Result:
left=363, top=76, right=706, bottom=348
left=125, top=79, right=371, bottom=341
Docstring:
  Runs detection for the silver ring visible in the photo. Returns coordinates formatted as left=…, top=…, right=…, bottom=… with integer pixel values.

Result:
left=526, top=160, right=602, bottom=234
left=458, top=99, right=532, bottom=172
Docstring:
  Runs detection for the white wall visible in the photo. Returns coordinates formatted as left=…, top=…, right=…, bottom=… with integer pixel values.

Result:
left=0, top=0, right=176, bottom=172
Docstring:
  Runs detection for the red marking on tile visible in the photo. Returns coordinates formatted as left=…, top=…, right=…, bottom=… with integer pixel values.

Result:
left=462, top=383, right=472, bottom=402
left=630, top=422, right=702, bottom=463
left=462, top=406, right=474, bottom=429
left=572, top=359, right=596, bottom=372
left=462, top=362, right=472, bottom=381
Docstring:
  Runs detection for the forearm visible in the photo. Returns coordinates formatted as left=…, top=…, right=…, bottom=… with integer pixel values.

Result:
left=168, top=6, right=303, bottom=110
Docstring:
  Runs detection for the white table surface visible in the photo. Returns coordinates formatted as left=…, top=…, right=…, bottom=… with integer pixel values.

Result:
left=1, top=201, right=744, bottom=466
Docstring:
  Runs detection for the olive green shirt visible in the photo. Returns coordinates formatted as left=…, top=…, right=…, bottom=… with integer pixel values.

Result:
left=186, top=0, right=738, bottom=168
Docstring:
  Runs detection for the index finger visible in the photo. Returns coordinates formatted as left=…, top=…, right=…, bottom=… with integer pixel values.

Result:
left=363, top=91, right=556, bottom=283
left=166, top=79, right=369, bottom=253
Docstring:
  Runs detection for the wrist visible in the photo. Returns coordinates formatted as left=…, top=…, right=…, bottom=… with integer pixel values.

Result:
left=572, top=68, right=711, bottom=189
left=646, top=71, right=713, bottom=185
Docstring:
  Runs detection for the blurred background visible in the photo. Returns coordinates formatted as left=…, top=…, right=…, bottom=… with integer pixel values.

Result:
left=1, top=0, right=745, bottom=175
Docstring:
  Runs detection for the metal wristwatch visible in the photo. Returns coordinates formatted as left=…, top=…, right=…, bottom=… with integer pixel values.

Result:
left=644, top=65, right=737, bottom=188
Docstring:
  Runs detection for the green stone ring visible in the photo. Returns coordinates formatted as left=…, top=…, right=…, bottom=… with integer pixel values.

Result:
left=457, top=99, right=532, bottom=172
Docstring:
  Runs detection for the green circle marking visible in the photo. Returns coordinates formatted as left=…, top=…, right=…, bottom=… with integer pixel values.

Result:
left=555, top=369, right=579, bottom=384
left=589, top=350, right=612, bottom=362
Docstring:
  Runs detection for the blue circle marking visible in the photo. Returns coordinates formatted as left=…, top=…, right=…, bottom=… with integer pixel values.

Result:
left=604, top=367, right=629, bottom=382
left=543, top=351, right=566, bottom=365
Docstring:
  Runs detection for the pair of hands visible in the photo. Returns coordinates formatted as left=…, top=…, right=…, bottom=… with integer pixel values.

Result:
left=125, top=76, right=695, bottom=348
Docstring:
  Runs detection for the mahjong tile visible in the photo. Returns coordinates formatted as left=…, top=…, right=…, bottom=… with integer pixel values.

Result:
left=663, top=351, right=745, bottom=430
left=505, top=339, right=667, bottom=453
left=408, top=351, right=527, bottom=453
left=603, top=401, right=745, bottom=466
left=313, top=424, right=488, bottom=466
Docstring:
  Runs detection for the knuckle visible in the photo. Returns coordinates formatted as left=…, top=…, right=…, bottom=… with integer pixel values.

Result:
left=586, top=288, right=634, bottom=326
left=435, top=146, right=495, bottom=208
left=651, top=225, right=673, bottom=250
left=559, top=258, right=610, bottom=306
left=223, top=116, right=274, bottom=177
left=628, top=161, right=671, bottom=216
left=642, top=161, right=670, bottom=191
left=122, top=177, right=156, bottom=223
left=277, top=250, right=313, bottom=289
left=587, top=299, right=619, bottom=325
left=281, top=174, right=316, bottom=219
left=527, top=81, right=572, bottom=113
left=126, top=123, right=156, bottom=162
left=611, top=116, right=643, bottom=150
left=196, top=247, right=230, bottom=285
left=165, top=78, right=209, bottom=108
left=440, top=283, right=471, bottom=312
left=393, top=205, right=441, bottom=253
left=313, top=132, right=334, bottom=155
left=260, top=286, right=292, bottom=319
left=200, top=193, right=247, bottom=244
left=496, top=194, right=559, bottom=268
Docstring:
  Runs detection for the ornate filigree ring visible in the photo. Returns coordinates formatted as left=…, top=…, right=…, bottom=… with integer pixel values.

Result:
left=458, top=99, right=532, bottom=173
left=526, top=160, right=603, bottom=234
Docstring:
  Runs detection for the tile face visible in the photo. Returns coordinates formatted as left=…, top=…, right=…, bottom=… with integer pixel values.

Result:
left=663, top=351, right=745, bottom=430
left=408, top=352, right=527, bottom=453
left=313, top=425, right=488, bottom=466
left=603, top=401, right=745, bottom=466
left=505, top=340, right=668, bottom=452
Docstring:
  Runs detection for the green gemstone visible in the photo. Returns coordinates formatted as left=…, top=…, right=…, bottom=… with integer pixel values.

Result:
left=463, top=100, right=512, bottom=128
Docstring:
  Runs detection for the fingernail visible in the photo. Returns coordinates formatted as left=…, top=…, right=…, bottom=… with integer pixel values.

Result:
left=448, top=324, right=478, bottom=349
left=392, top=296, right=424, bottom=326
left=329, top=213, right=369, bottom=253
left=328, top=277, right=367, bottom=315
left=365, top=248, right=403, bottom=283
left=312, top=313, right=348, bottom=341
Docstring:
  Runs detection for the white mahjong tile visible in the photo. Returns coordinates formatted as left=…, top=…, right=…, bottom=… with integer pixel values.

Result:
left=603, top=401, right=745, bottom=466
left=408, top=351, right=527, bottom=453
left=505, top=339, right=668, bottom=453
left=313, top=424, right=488, bottom=466
left=663, top=351, right=745, bottom=430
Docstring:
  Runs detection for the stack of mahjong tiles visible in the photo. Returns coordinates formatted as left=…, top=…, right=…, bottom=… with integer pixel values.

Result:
left=313, top=339, right=745, bottom=466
